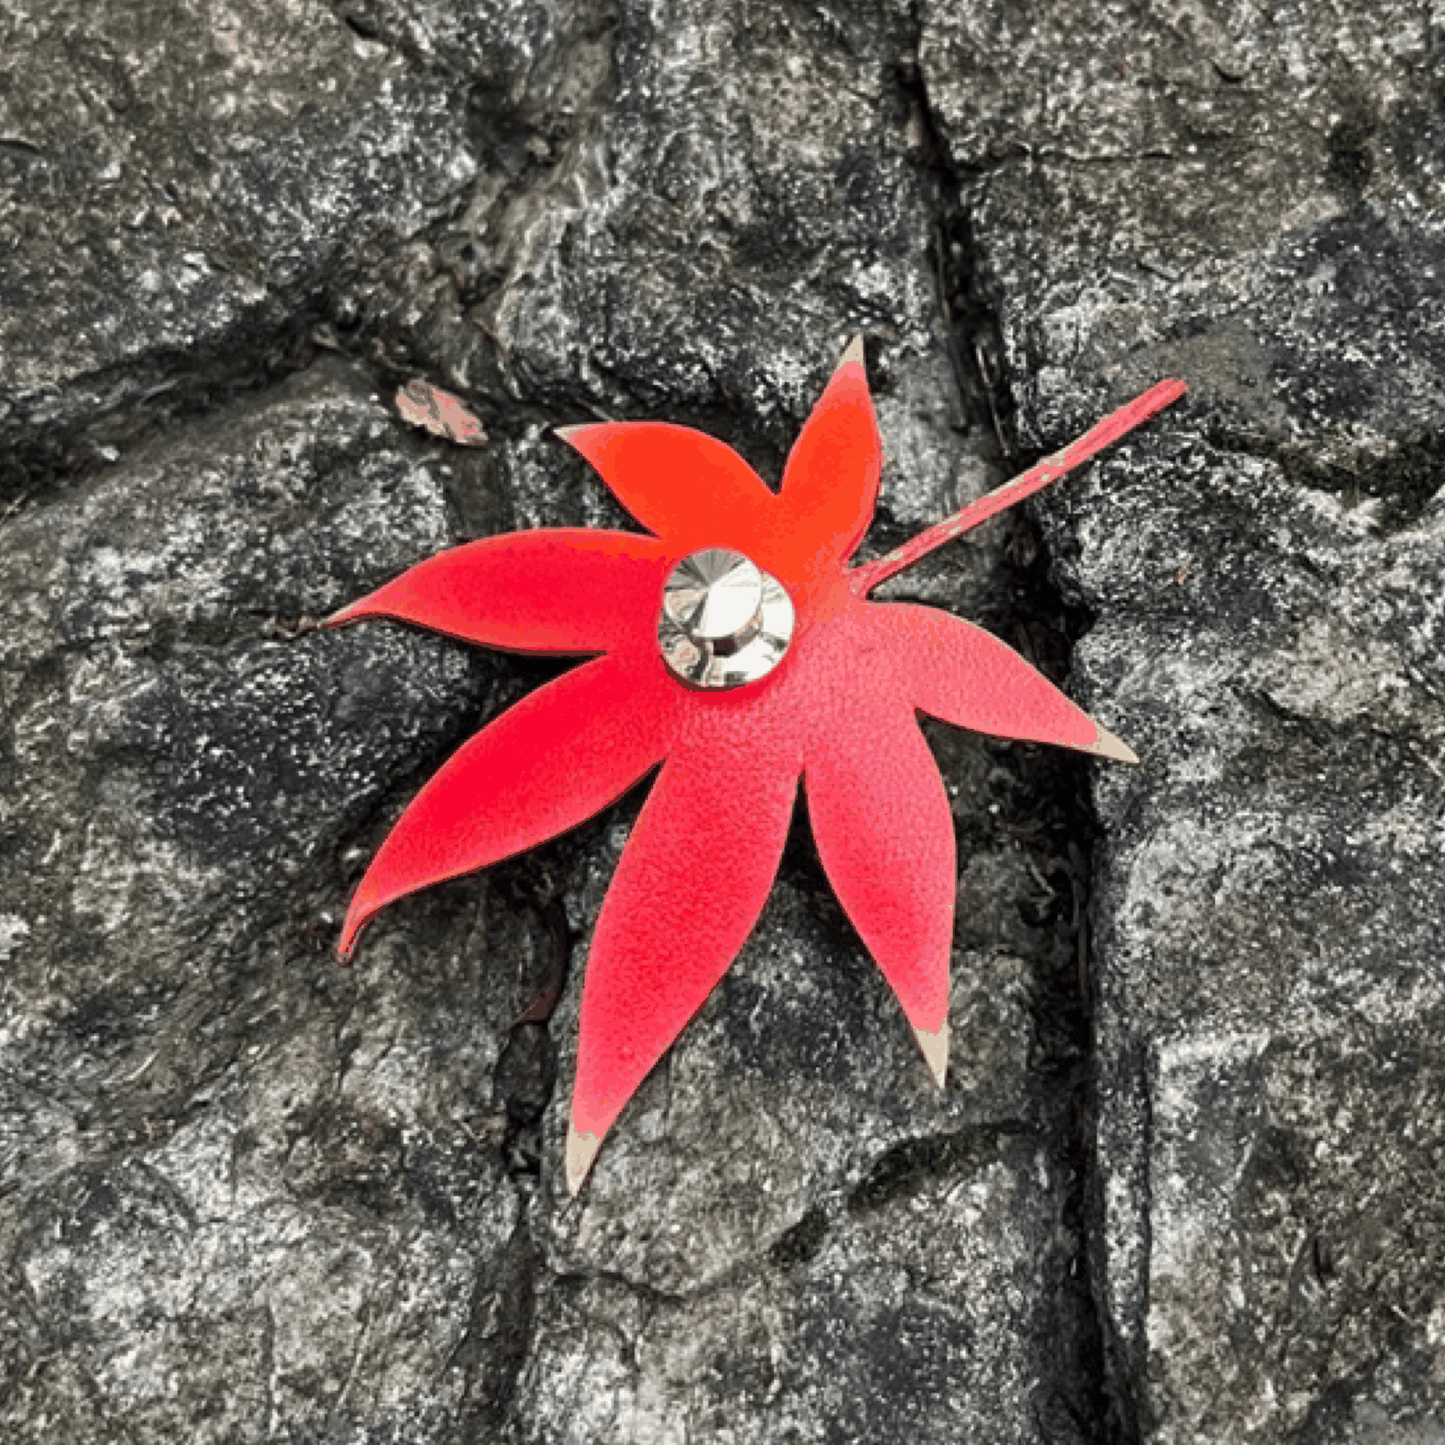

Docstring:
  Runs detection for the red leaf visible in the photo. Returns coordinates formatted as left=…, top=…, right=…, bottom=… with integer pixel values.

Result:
left=805, top=642, right=954, bottom=1083
left=328, top=529, right=668, bottom=657
left=333, top=347, right=1181, bottom=1190
left=558, top=422, right=777, bottom=558
left=339, top=654, right=679, bottom=959
left=865, top=602, right=1133, bottom=758
left=774, top=337, right=880, bottom=591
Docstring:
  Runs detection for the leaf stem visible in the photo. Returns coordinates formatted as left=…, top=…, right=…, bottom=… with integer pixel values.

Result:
left=850, top=378, right=1187, bottom=596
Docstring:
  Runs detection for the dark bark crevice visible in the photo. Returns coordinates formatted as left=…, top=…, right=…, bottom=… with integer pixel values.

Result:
left=894, top=26, right=1121, bottom=1442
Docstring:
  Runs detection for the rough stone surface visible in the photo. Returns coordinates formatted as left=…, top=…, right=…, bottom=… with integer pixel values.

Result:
left=920, top=2, right=1445, bottom=1440
left=0, top=0, right=478, bottom=478
left=3, top=0, right=1443, bottom=1441
left=1043, top=438, right=1445, bottom=1445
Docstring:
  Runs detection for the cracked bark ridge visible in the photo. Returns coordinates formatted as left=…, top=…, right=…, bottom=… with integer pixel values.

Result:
left=920, top=1, right=1445, bottom=1440
left=1044, top=440, right=1445, bottom=1444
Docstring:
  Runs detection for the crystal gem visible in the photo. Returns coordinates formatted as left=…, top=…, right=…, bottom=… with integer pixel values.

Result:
left=658, top=547, right=795, bottom=689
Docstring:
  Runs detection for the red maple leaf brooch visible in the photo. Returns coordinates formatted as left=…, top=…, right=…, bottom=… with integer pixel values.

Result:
left=330, top=341, right=1185, bottom=1191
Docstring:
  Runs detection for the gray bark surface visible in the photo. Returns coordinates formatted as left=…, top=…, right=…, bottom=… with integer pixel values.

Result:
left=1, top=1, right=1441, bottom=1441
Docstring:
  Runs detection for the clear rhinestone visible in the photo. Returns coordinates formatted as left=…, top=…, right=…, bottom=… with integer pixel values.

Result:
left=662, top=549, right=763, bottom=640
left=658, top=547, right=795, bottom=689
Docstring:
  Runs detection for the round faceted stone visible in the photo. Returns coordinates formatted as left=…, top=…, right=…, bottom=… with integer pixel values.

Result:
left=658, top=547, right=795, bottom=690
left=661, top=549, right=763, bottom=639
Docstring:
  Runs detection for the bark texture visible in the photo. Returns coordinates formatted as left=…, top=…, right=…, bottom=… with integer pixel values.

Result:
left=2, top=1, right=1442, bottom=1441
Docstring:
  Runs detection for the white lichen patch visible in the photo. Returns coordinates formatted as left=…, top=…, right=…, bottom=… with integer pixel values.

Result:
left=0, top=913, right=31, bottom=961
left=1251, top=613, right=1411, bottom=727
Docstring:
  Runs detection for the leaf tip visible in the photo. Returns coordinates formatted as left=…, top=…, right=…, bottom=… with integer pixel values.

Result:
left=1089, top=724, right=1140, bottom=765
left=565, top=1120, right=603, bottom=1195
left=337, top=905, right=370, bottom=964
left=912, top=1019, right=950, bottom=1088
left=553, top=423, right=607, bottom=466
left=323, top=600, right=362, bottom=629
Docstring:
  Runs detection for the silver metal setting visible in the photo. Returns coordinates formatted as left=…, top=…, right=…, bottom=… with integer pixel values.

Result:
left=658, top=547, right=795, bottom=689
